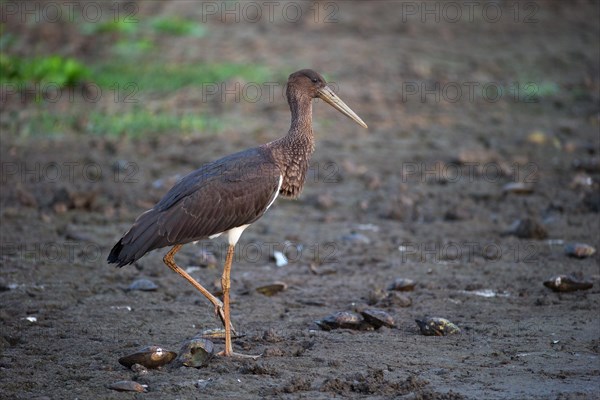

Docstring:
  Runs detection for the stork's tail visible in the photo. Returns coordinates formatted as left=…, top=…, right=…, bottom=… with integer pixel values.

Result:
left=107, top=209, right=164, bottom=267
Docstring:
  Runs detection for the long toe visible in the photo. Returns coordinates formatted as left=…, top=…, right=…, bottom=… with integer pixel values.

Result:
left=217, top=350, right=262, bottom=360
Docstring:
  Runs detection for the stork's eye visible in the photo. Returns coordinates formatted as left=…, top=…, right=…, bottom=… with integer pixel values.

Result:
left=311, top=78, right=318, bottom=83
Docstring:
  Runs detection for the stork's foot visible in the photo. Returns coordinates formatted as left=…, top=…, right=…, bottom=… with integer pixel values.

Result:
left=198, top=327, right=245, bottom=341
left=217, top=350, right=262, bottom=360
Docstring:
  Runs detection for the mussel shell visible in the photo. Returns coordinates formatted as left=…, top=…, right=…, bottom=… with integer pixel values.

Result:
left=198, top=328, right=245, bottom=341
left=118, top=345, right=177, bottom=369
left=564, top=243, right=596, bottom=259
left=387, top=278, right=416, bottom=292
left=361, top=309, right=395, bottom=328
left=256, top=282, right=288, bottom=296
left=108, top=380, right=147, bottom=392
left=316, top=311, right=366, bottom=331
left=502, top=182, right=534, bottom=195
left=415, top=317, right=460, bottom=336
left=378, top=292, right=412, bottom=308
left=177, top=338, right=215, bottom=368
left=543, top=275, right=593, bottom=292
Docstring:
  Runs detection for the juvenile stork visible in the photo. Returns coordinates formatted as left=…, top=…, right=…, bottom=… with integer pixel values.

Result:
left=108, top=69, right=367, bottom=357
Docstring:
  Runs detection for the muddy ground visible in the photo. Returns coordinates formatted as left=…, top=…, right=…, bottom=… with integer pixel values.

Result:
left=1, top=1, right=599, bottom=399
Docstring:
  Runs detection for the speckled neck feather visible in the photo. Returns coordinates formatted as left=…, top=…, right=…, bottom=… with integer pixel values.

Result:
left=266, top=87, right=315, bottom=198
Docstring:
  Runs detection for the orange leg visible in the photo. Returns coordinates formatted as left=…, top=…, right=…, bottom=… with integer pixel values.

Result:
left=163, top=245, right=235, bottom=334
left=218, top=244, right=260, bottom=359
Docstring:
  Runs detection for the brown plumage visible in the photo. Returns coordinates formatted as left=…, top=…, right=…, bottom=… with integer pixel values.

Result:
left=107, top=69, right=367, bottom=357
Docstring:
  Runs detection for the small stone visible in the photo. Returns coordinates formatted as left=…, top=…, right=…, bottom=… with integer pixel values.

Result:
left=70, top=190, right=96, bottom=210
left=315, top=192, right=336, bottom=209
left=415, top=317, right=460, bottom=336
left=131, top=363, right=148, bottom=375
left=16, top=187, right=37, bottom=207
left=444, top=206, right=472, bottom=221
left=367, top=287, right=388, bottom=305
left=196, top=379, right=212, bottom=390
left=272, top=251, right=288, bottom=267
left=564, top=243, right=596, bottom=258
left=504, top=218, right=548, bottom=239
left=387, top=278, right=416, bottom=292
left=127, top=279, right=158, bottom=291
left=341, top=232, right=371, bottom=245
left=526, top=130, right=547, bottom=145
left=582, top=192, right=600, bottom=213
left=197, top=249, right=218, bottom=267
left=570, top=173, right=593, bottom=189
left=572, top=157, right=600, bottom=173
left=377, top=292, right=412, bottom=308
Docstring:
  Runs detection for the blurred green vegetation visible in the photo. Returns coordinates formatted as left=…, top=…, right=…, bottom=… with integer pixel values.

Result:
left=150, top=16, right=206, bottom=37
left=1, top=10, right=277, bottom=138
left=88, top=110, right=224, bottom=138
left=0, top=54, right=90, bottom=87
left=94, top=62, right=270, bottom=93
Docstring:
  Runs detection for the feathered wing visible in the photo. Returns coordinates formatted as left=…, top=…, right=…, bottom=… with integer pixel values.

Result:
left=107, top=147, right=282, bottom=267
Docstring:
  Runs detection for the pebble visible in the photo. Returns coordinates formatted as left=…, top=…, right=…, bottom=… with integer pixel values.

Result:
left=387, top=278, right=416, bottom=292
left=564, top=243, right=596, bottom=258
left=582, top=192, right=600, bottom=212
left=16, top=187, right=37, bottom=207
left=127, top=279, right=159, bottom=291
left=377, top=292, right=412, bottom=308
left=197, top=249, right=218, bottom=267
left=108, top=380, right=147, bottom=393
left=131, top=363, right=148, bottom=376
left=415, top=317, right=460, bottom=336
left=444, top=206, right=472, bottom=221
left=272, top=251, right=288, bottom=267
left=572, top=157, right=600, bottom=173
left=504, top=218, right=548, bottom=239
left=341, top=232, right=371, bottom=245
left=570, top=173, right=593, bottom=189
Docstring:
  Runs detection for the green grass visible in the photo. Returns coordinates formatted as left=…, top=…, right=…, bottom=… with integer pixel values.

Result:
left=150, top=16, right=206, bottom=37
left=80, top=19, right=139, bottom=35
left=93, top=62, right=271, bottom=93
left=1, top=11, right=275, bottom=139
left=112, top=38, right=155, bottom=58
left=14, top=109, right=78, bottom=137
left=87, top=110, right=224, bottom=138
left=0, top=54, right=90, bottom=87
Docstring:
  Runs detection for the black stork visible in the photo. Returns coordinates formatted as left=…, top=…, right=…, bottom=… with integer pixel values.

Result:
left=108, top=69, right=367, bottom=357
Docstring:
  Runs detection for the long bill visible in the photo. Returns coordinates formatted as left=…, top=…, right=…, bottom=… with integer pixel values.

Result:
left=317, top=86, right=368, bottom=129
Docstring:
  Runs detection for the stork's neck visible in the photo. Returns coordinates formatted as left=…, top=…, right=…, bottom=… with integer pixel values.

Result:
left=288, top=93, right=314, bottom=137
left=266, top=92, right=316, bottom=198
